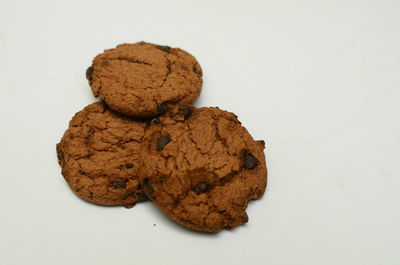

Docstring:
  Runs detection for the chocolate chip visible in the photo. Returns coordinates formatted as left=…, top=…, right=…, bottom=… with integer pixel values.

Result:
left=153, top=118, right=160, bottom=125
left=182, top=107, right=193, bottom=120
left=156, top=45, right=171, bottom=53
left=112, top=181, right=126, bottom=189
left=193, top=183, right=208, bottom=194
left=193, top=67, right=202, bottom=77
left=157, top=135, right=171, bottom=151
left=126, top=163, right=134, bottom=169
left=101, top=60, right=109, bottom=66
left=56, top=145, right=64, bottom=161
left=244, top=153, right=259, bottom=169
left=86, top=66, right=93, bottom=81
left=136, top=192, right=147, bottom=202
left=142, top=179, right=154, bottom=198
left=156, top=103, right=168, bottom=115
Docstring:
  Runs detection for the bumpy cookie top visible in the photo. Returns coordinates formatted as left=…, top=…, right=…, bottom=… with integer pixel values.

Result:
left=56, top=102, right=147, bottom=207
left=86, top=42, right=203, bottom=118
left=139, top=106, right=267, bottom=232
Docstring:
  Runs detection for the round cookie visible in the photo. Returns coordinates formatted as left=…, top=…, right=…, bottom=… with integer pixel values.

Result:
left=86, top=42, right=203, bottom=118
left=56, top=102, right=148, bottom=207
left=139, top=105, right=267, bottom=232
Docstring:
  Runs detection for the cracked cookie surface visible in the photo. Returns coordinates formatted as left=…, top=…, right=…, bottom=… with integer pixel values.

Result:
left=139, top=105, right=267, bottom=232
left=87, top=42, right=203, bottom=118
left=56, top=102, right=147, bottom=207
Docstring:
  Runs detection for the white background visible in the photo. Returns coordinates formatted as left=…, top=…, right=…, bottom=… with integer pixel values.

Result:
left=0, top=0, right=399, bottom=264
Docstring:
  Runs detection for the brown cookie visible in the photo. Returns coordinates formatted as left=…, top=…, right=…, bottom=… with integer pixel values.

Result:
left=56, top=102, right=147, bottom=207
left=86, top=42, right=203, bottom=118
left=139, top=105, right=267, bottom=232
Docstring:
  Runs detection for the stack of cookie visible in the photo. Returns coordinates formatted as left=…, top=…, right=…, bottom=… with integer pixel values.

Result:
left=57, top=42, right=267, bottom=232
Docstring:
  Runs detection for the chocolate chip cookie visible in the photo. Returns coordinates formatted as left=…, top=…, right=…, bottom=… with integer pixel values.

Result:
left=86, top=42, right=203, bottom=118
left=139, top=105, right=267, bottom=232
left=56, top=102, right=147, bottom=207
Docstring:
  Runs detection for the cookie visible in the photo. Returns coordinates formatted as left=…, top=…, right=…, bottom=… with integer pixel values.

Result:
left=139, top=105, right=267, bottom=232
left=56, top=102, right=148, bottom=207
left=86, top=42, right=203, bottom=118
